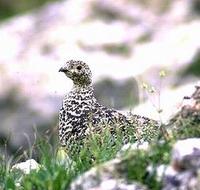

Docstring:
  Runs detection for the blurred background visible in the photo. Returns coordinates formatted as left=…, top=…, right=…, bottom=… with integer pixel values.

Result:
left=0, top=0, right=200, bottom=159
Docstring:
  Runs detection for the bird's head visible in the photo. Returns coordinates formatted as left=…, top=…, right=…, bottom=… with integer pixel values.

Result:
left=59, top=60, right=92, bottom=86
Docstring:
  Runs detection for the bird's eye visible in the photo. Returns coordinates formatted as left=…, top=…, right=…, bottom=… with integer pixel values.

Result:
left=76, top=66, right=82, bottom=70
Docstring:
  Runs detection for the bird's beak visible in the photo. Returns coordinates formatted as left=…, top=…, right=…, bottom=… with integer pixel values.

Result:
left=59, top=67, right=66, bottom=72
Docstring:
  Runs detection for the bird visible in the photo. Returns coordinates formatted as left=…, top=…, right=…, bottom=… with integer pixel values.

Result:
left=58, top=60, right=158, bottom=153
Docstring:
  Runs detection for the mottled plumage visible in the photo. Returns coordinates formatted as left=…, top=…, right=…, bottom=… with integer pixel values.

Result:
left=59, top=60, right=157, bottom=152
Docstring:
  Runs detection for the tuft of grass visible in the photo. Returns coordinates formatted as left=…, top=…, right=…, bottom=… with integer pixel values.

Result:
left=0, top=126, right=129, bottom=190
left=0, top=154, right=16, bottom=190
left=124, top=142, right=171, bottom=190
left=169, top=118, right=200, bottom=139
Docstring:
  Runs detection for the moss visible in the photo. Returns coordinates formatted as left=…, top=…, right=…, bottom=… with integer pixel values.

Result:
left=137, top=33, right=152, bottom=43
left=90, top=2, right=134, bottom=23
left=102, top=43, right=132, bottom=57
left=181, top=52, right=200, bottom=77
left=0, top=0, right=59, bottom=20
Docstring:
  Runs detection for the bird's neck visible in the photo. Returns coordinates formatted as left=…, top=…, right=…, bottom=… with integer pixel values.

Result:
left=72, top=84, right=94, bottom=96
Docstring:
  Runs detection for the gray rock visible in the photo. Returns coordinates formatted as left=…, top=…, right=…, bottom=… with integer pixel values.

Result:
left=162, top=168, right=200, bottom=190
left=172, top=138, right=200, bottom=170
left=11, top=159, right=40, bottom=174
left=70, top=158, right=148, bottom=190
left=162, top=138, right=200, bottom=190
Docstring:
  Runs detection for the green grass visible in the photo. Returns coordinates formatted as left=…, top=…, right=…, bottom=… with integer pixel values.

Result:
left=0, top=118, right=200, bottom=190
left=0, top=127, right=126, bottom=190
